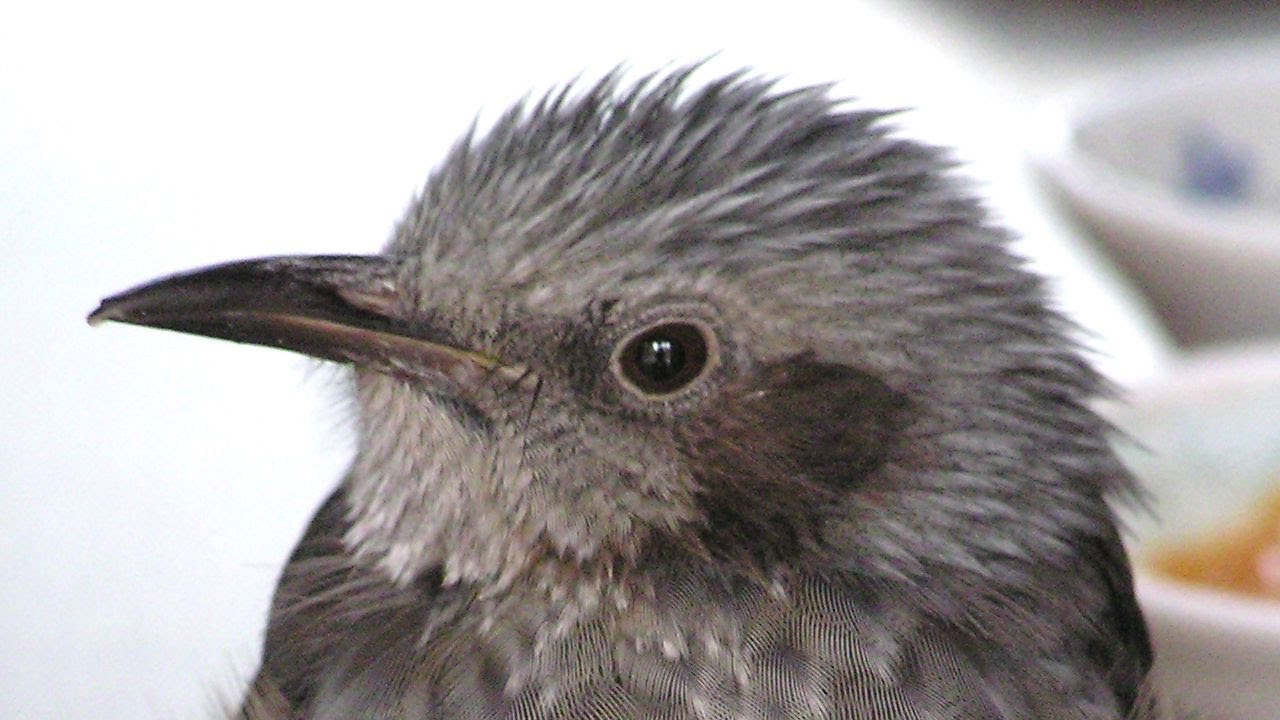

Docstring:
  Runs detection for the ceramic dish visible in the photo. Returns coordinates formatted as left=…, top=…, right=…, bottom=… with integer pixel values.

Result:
left=1031, top=45, right=1280, bottom=347
left=1105, top=342, right=1280, bottom=719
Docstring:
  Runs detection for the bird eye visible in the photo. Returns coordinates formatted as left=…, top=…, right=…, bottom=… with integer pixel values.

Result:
left=614, top=321, right=714, bottom=398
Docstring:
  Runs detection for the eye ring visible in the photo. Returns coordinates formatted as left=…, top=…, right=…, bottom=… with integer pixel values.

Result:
left=611, top=319, right=718, bottom=399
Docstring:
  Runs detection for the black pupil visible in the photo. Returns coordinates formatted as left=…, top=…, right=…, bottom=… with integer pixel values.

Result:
left=636, top=336, right=685, bottom=382
left=621, top=322, right=709, bottom=395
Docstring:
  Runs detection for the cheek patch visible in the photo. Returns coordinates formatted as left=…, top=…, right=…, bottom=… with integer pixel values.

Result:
left=675, top=354, right=908, bottom=563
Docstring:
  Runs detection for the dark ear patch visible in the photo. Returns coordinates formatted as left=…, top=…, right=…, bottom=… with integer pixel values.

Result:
left=674, top=354, right=907, bottom=564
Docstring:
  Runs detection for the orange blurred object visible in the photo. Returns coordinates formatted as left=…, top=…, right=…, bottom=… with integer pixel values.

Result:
left=1149, top=483, right=1280, bottom=600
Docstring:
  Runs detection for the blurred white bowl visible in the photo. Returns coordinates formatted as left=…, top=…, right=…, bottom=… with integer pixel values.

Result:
left=1031, top=45, right=1280, bottom=347
left=1105, top=342, right=1280, bottom=719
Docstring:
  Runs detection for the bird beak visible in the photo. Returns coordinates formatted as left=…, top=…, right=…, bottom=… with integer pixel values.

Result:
left=87, top=255, right=525, bottom=387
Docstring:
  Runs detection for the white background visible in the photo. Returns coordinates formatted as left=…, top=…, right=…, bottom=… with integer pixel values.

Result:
left=3, top=1, right=1276, bottom=717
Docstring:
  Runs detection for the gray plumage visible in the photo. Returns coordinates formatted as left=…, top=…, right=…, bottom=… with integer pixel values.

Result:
left=90, top=68, right=1159, bottom=719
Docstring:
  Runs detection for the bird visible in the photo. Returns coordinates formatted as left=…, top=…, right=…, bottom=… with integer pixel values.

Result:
left=88, top=67, right=1160, bottom=719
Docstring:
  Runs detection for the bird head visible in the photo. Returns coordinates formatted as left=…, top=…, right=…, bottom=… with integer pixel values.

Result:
left=89, top=70, right=1135, bottom=629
